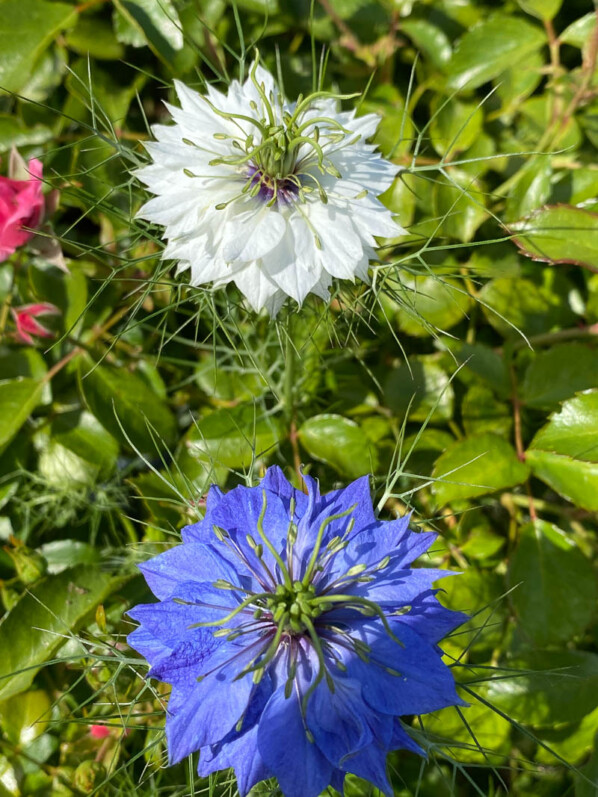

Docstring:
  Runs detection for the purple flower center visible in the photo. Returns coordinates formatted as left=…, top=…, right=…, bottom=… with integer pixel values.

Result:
left=247, top=165, right=300, bottom=205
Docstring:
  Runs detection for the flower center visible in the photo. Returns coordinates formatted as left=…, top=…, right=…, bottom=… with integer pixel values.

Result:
left=264, top=581, right=330, bottom=635
left=247, top=165, right=300, bottom=205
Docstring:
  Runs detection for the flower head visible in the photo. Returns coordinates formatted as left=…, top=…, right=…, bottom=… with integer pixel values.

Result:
left=136, top=60, right=402, bottom=314
left=0, top=151, right=44, bottom=262
left=11, top=302, right=60, bottom=345
left=128, top=467, right=465, bottom=797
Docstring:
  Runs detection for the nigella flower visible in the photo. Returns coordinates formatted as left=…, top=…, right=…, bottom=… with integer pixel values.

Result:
left=128, top=467, right=466, bottom=797
left=136, top=58, right=402, bottom=314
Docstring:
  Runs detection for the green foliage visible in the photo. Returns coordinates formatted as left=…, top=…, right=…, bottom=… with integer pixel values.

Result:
left=0, top=0, right=597, bottom=794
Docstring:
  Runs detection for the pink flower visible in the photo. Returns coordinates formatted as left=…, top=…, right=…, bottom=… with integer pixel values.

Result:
left=11, top=303, right=60, bottom=345
left=0, top=155, right=44, bottom=262
left=89, top=725, right=111, bottom=740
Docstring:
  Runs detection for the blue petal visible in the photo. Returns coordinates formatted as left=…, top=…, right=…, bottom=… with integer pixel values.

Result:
left=337, top=620, right=465, bottom=716
left=198, top=724, right=271, bottom=796
left=306, top=676, right=373, bottom=766
left=390, top=720, right=425, bottom=756
left=262, top=465, right=309, bottom=517
left=398, top=591, right=468, bottom=644
left=139, top=543, right=242, bottom=600
left=258, top=682, right=334, bottom=797
left=327, top=517, right=437, bottom=582
left=127, top=593, right=223, bottom=647
left=166, top=641, right=260, bottom=762
left=340, top=568, right=454, bottom=608
left=211, top=483, right=292, bottom=584
left=182, top=485, right=225, bottom=543
left=294, top=476, right=374, bottom=579
left=197, top=674, right=274, bottom=795
left=339, top=741, right=392, bottom=797
left=127, top=626, right=171, bottom=668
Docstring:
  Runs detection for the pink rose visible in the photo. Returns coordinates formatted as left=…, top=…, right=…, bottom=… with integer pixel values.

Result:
left=0, top=156, right=44, bottom=262
left=11, top=302, right=60, bottom=345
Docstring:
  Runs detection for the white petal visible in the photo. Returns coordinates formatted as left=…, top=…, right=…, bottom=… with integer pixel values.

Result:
left=221, top=206, right=286, bottom=262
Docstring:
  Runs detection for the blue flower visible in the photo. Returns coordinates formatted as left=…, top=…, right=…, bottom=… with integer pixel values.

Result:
left=128, top=466, right=466, bottom=797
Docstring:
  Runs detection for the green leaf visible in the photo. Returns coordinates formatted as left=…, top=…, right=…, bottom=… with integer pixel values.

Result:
left=0, top=378, right=43, bottom=455
left=529, top=390, right=598, bottom=461
left=0, top=0, right=75, bottom=93
left=446, top=13, right=545, bottom=91
left=0, top=114, right=52, bottom=153
left=522, top=345, right=598, bottom=409
left=433, top=170, right=488, bottom=243
left=422, top=698, right=511, bottom=764
left=401, top=19, right=452, bottom=69
left=39, top=540, right=101, bottom=575
left=508, top=520, right=597, bottom=646
left=561, top=13, right=596, bottom=49
left=526, top=391, right=598, bottom=510
left=444, top=340, right=510, bottom=397
left=527, top=450, right=598, bottom=511
left=462, top=384, right=512, bottom=437
left=66, top=15, right=125, bottom=60
left=113, top=0, right=183, bottom=63
left=516, top=0, right=563, bottom=20
left=396, top=275, right=472, bottom=337
left=78, top=356, right=177, bottom=454
left=525, top=392, right=598, bottom=512
left=439, top=566, right=507, bottom=653
left=51, top=411, right=119, bottom=477
left=0, top=689, right=51, bottom=744
left=0, top=565, right=123, bottom=700
left=510, top=205, right=598, bottom=269
left=487, top=650, right=598, bottom=726
left=495, top=49, right=544, bottom=116
left=358, top=85, right=412, bottom=158
left=183, top=403, right=282, bottom=470
left=29, top=262, right=87, bottom=336
left=430, top=98, right=483, bottom=157
left=575, top=734, right=598, bottom=797
left=504, top=155, right=552, bottom=223
left=432, top=433, right=529, bottom=505
left=383, top=356, right=454, bottom=423
left=479, top=273, right=576, bottom=338
left=65, top=58, right=146, bottom=126
left=298, top=414, right=378, bottom=479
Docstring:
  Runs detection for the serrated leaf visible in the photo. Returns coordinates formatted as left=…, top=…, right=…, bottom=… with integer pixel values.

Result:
left=0, top=565, right=123, bottom=700
left=510, top=205, right=598, bottom=269
left=526, top=451, right=598, bottom=511
left=298, top=414, right=378, bottom=478
left=432, top=433, right=529, bottom=505
left=508, top=520, right=597, bottom=646
left=529, top=390, right=598, bottom=461
left=447, top=13, right=545, bottom=91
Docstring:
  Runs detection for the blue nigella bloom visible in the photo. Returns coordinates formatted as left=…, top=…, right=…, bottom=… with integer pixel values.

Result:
left=128, top=466, right=466, bottom=797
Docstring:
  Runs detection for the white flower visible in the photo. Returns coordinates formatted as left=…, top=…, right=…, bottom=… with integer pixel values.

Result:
left=136, top=61, right=402, bottom=314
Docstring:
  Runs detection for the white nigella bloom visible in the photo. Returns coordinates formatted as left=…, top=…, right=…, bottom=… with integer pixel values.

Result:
left=136, top=60, right=403, bottom=314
